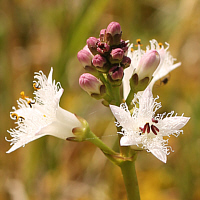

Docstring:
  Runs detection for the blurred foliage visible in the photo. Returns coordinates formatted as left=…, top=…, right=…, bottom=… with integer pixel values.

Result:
left=0, top=0, right=200, bottom=199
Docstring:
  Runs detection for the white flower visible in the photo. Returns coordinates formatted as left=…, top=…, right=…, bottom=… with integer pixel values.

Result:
left=148, top=39, right=181, bottom=90
left=6, top=68, right=81, bottom=153
left=123, top=39, right=181, bottom=99
left=110, top=87, right=190, bottom=163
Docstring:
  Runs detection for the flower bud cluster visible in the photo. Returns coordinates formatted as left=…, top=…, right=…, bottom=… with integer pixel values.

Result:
left=78, top=22, right=131, bottom=99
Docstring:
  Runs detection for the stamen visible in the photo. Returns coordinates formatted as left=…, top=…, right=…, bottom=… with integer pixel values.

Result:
left=158, top=42, right=163, bottom=48
left=146, top=123, right=150, bottom=133
left=20, top=91, right=28, bottom=99
left=18, top=116, right=25, bottom=122
left=151, top=125, right=159, bottom=135
left=11, top=113, right=19, bottom=120
left=27, top=100, right=35, bottom=108
left=143, top=123, right=150, bottom=133
left=33, top=83, right=41, bottom=90
left=11, top=113, right=25, bottom=121
left=139, top=123, right=150, bottom=135
left=152, top=118, right=158, bottom=123
left=139, top=127, right=144, bottom=132
left=135, top=39, right=143, bottom=47
left=131, top=47, right=134, bottom=52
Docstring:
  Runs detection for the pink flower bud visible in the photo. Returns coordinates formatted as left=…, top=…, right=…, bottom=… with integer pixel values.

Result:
left=77, top=49, right=93, bottom=68
left=79, top=73, right=103, bottom=95
left=109, top=66, right=124, bottom=80
left=87, top=37, right=98, bottom=51
left=99, top=29, right=106, bottom=42
left=121, top=56, right=131, bottom=68
left=136, top=50, right=160, bottom=80
left=106, top=22, right=122, bottom=46
left=106, top=22, right=121, bottom=36
left=92, top=54, right=107, bottom=68
left=110, top=48, right=124, bottom=60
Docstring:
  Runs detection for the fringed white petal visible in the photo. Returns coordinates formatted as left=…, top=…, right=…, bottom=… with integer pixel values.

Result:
left=6, top=134, right=45, bottom=153
left=120, top=136, right=138, bottom=146
left=149, top=148, right=167, bottom=163
left=109, top=105, right=133, bottom=128
left=161, top=116, right=190, bottom=130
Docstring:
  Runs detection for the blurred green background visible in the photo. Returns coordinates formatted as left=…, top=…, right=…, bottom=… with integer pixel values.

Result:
left=0, top=0, right=199, bottom=199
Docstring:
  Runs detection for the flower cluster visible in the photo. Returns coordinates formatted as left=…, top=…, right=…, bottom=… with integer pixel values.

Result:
left=6, top=21, right=190, bottom=164
left=77, top=22, right=131, bottom=101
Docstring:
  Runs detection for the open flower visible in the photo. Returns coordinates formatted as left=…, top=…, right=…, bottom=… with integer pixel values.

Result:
left=148, top=39, right=181, bottom=90
left=123, top=39, right=181, bottom=99
left=6, top=68, right=81, bottom=153
left=110, top=87, right=190, bottom=163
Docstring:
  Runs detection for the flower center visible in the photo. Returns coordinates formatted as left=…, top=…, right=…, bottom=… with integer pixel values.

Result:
left=139, top=118, right=159, bottom=135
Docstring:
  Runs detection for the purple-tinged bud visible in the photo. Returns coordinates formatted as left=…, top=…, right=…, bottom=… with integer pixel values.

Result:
left=77, top=49, right=93, bottom=68
left=106, top=22, right=121, bottom=36
left=92, top=54, right=107, bottom=67
left=108, top=66, right=124, bottom=80
left=136, top=50, right=160, bottom=80
left=99, top=29, right=106, bottom=42
left=110, top=48, right=124, bottom=61
left=79, top=73, right=103, bottom=95
left=92, top=54, right=109, bottom=72
left=106, top=22, right=122, bottom=46
left=87, top=37, right=99, bottom=55
left=121, top=56, right=131, bottom=69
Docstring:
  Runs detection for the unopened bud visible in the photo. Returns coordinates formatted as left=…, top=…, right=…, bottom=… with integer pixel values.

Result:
left=92, top=54, right=107, bottom=67
left=87, top=37, right=99, bottom=54
left=106, top=22, right=122, bottom=46
left=108, top=66, right=124, bottom=80
left=135, top=50, right=160, bottom=80
left=79, top=73, right=103, bottom=95
left=106, top=22, right=121, bottom=36
left=121, top=56, right=131, bottom=69
left=99, top=29, right=106, bottom=42
left=77, top=49, right=93, bottom=68
left=110, top=48, right=124, bottom=61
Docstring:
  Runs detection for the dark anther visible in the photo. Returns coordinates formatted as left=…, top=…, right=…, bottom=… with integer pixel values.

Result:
left=28, top=100, right=35, bottom=108
left=152, top=118, right=158, bottom=123
left=143, top=123, right=150, bottom=133
left=151, top=125, right=159, bottom=135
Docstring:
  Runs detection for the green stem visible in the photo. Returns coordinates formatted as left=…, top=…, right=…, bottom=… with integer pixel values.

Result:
left=111, top=85, right=121, bottom=106
left=99, top=73, right=121, bottom=106
left=120, top=158, right=140, bottom=200
left=125, top=88, right=135, bottom=106
left=86, top=130, right=117, bottom=156
left=117, top=126, right=140, bottom=200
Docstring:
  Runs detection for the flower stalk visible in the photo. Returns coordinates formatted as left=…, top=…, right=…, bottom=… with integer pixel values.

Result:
left=120, top=158, right=140, bottom=200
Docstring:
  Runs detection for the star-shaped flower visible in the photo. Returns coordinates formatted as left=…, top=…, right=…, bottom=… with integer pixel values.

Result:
left=123, top=39, right=181, bottom=99
left=6, top=68, right=81, bottom=153
left=110, top=87, right=190, bottom=163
